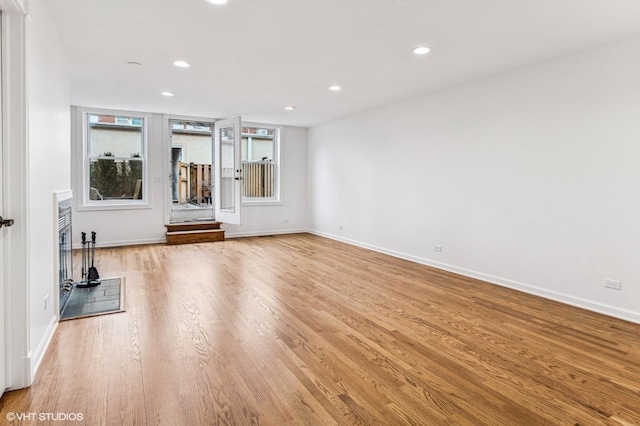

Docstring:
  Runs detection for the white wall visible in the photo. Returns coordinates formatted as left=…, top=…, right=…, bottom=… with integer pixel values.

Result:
left=308, top=35, right=640, bottom=323
left=224, top=126, right=308, bottom=237
left=27, top=0, right=71, bottom=375
left=72, top=115, right=308, bottom=246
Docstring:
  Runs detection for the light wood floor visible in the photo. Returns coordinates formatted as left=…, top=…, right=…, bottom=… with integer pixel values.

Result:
left=2, top=233, right=639, bottom=425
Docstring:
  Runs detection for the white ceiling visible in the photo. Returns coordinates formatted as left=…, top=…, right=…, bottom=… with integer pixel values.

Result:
left=43, top=0, right=640, bottom=127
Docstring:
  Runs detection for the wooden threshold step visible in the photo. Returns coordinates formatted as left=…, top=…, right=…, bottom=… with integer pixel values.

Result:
left=166, top=221, right=222, bottom=233
left=166, top=229, right=225, bottom=245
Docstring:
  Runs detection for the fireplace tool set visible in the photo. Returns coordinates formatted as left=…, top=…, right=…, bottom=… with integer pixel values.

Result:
left=77, top=231, right=101, bottom=288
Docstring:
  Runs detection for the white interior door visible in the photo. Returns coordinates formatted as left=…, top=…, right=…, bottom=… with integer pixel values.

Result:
left=0, top=163, right=4, bottom=399
left=0, top=9, right=5, bottom=397
left=214, top=116, right=241, bottom=224
left=0, top=1, right=27, bottom=393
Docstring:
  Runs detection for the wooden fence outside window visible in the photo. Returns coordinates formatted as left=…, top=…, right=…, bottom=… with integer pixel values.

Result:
left=242, top=161, right=274, bottom=198
left=183, top=161, right=274, bottom=204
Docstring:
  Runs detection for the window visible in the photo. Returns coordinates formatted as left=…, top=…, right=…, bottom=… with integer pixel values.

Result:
left=241, top=125, right=280, bottom=203
left=81, top=110, right=148, bottom=208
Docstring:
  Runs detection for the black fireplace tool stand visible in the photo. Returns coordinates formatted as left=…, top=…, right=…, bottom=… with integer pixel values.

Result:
left=77, top=231, right=101, bottom=288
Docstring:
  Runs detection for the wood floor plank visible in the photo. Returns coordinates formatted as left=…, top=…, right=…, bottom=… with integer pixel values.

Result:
left=2, top=233, right=640, bottom=425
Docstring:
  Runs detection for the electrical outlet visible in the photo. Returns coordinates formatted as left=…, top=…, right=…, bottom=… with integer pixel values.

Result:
left=434, top=244, right=443, bottom=252
left=338, top=225, right=343, bottom=230
left=283, top=219, right=289, bottom=223
left=603, top=279, right=622, bottom=290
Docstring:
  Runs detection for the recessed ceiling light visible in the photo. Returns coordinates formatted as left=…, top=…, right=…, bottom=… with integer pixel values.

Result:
left=204, top=0, right=228, bottom=5
left=284, top=106, right=296, bottom=111
left=173, top=60, right=192, bottom=68
left=329, top=85, right=341, bottom=91
left=161, top=91, right=175, bottom=97
left=412, top=46, right=431, bottom=55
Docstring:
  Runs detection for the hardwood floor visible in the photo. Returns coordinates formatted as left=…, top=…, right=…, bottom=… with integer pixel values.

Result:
left=2, top=233, right=639, bottom=425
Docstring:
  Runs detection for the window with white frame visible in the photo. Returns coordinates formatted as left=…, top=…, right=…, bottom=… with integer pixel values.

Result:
left=82, top=111, right=147, bottom=207
left=241, top=125, right=280, bottom=202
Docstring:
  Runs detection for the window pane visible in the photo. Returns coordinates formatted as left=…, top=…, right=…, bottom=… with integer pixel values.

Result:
left=88, top=114, right=143, bottom=157
left=241, top=126, right=277, bottom=199
left=220, top=127, right=235, bottom=211
left=252, top=139, right=273, bottom=161
left=90, top=158, right=143, bottom=200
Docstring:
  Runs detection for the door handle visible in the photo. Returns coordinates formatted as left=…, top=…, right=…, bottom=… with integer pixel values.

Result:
left=0, top=216, right=15, bottom=228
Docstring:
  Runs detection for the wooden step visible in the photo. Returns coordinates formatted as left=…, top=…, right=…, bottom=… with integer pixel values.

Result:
left=166, top=229, right=225, bottom=245
left=166, top=221, right=222, bottom=233
left=165, top=222, right=225, bottom=245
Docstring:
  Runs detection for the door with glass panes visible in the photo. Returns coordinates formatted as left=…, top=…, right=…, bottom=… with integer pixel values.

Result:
left=214, top=117, right=241, bottom=225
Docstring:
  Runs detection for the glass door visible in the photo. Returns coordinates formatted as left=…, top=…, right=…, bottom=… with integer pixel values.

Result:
left=214, top=116, right=241, bottom=224
left=168, top=120, right=215, bottom=223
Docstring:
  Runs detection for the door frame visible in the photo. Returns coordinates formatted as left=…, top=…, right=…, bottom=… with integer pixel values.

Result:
left=0, top=7, right=4, bottom=397
left=163, top=114, right=217, bottom=225
left=1, top=0, right=30, bottom=392
left=214, top=116, right=242, bottom=225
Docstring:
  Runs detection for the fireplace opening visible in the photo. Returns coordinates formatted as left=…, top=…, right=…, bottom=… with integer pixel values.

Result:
left=58, top=197, right=73, bottom=314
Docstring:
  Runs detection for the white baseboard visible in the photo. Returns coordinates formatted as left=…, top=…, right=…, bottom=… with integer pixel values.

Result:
left=30, top=315, right=58, bottom=382
left=309, top=230, right=640, bottom=325
left=224, top=228, right=308, bottom=239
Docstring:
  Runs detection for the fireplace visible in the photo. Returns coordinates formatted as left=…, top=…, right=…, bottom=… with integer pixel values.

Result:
left=57, top=192, right=73, bottom=314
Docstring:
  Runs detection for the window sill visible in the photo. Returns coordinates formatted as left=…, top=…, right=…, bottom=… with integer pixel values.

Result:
left=78, top=201, right=151, bottom=212
left=242, top=200, right=283, bottom=207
